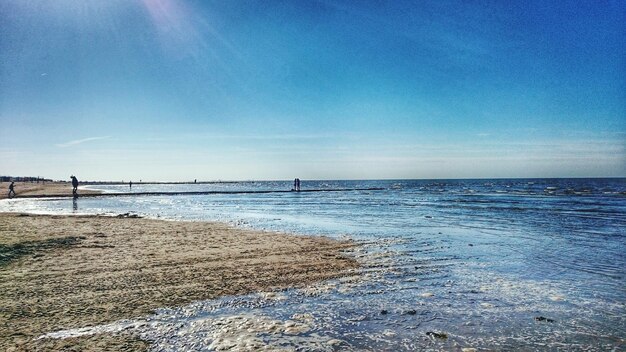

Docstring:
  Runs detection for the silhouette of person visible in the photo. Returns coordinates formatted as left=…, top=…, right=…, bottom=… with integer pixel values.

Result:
left=297, top=178, right=301, bottom=191
left=293, top=178, right=298, bottom=191
left=8, top=181, right=15, bottom=198
left=71, top=176, right=79, bottom=197
left=129, top=181, right=132, bottom=189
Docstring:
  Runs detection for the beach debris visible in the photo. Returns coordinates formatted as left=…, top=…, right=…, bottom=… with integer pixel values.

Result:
left=404, top=309, right=417, bottom=315
left=116, top=213, right=142, bottom=218
left=426, top=331, right=448, bottom=339
left=380, top=309, right=388, bottom=315
left=462, top=348, right=477, bottom=352
left=534, top=316, right=556, bottom=323
left=420, top=292, right=434, bottom=298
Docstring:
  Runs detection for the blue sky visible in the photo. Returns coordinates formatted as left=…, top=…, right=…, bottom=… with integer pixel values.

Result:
left=1, top=0, right=624, bottom=181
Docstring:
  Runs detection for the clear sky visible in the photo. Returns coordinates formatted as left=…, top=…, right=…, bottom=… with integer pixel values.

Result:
left=1, top=0, right=624, bottom=181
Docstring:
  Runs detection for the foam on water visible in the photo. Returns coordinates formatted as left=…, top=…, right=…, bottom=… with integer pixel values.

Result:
left=4, top=178, right=625, bottom=350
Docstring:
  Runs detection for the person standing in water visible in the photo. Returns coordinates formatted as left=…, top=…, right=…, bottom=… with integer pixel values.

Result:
left=8, top=181, right=15, bottom=198
left=129, top=180, right=132, bottom=189
left=71, top=175, right=79, bottom=197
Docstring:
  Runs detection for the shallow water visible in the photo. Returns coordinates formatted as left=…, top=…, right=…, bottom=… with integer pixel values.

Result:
left=4, top=178, right=626, bottom=350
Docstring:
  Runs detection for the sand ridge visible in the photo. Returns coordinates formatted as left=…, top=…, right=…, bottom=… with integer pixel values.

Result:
left=0, top=213, right=358, bottom=351
left=0, top=181, right=102, bottom=199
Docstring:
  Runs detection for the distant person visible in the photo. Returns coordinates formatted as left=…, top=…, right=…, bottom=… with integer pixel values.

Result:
left=129, top=181, right=132, bottom=189
left=297, top=178, right=301, bottom=191
left=293, top=178, right=298, bottom=191
left=8, top=181, right=15, bottom=198
left=71, top=176, right=79, bottom=197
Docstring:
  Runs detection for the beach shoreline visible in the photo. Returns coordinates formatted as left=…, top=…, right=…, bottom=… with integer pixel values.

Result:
left=0, top=181, right=384, bottom=199
left=2, top=179, right=623, bottom=350
left=0, top=181, right=102, bottom=200
left=0, top=212, right=359, bottom=351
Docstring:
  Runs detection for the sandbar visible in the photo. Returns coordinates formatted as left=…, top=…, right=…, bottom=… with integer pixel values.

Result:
left=0, top=213, right=358, bottom=351
left=0, top=181, right=102, bottom=199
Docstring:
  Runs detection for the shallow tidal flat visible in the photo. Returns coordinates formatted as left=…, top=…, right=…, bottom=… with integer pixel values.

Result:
left=0, top=213, right=358, bottom=351
left=0, top=181, right=102, bottom=199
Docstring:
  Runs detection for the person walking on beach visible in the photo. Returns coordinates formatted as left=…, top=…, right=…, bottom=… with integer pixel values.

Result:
left=294, top=178, right=301, bottom=192
left=8, top=181, right=15, bottom=198
left=71, top=175, right=79, bottom=197
left=129, top=180, right=132, bottom=189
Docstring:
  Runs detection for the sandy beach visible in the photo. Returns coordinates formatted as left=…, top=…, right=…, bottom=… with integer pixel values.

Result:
left=0, top=181, right=102, bottom=199
left=0, top=212, right=358, bottom=351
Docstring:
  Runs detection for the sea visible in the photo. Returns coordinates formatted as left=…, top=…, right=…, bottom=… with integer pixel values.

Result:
left=2, top=178, right=625, bottom=351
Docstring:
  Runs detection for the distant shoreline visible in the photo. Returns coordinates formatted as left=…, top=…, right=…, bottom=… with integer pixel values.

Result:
left=0, top=181, right=385, bottom=199
left=82, top=181, right=243, bottom=185
left=3, top=176, right=624, bottom=186
left=0, top=181, right=102, bottom=200
left=2, top=178, right=623, bottom=200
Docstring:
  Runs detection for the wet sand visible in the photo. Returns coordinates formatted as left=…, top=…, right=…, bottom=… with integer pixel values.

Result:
left=0, top=213, right=358, bottom=351
left=0, top=181, right=102, bottom=199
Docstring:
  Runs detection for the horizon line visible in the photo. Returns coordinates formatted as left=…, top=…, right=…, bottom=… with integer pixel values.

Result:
left=3, top=176, right=625, bottom=183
